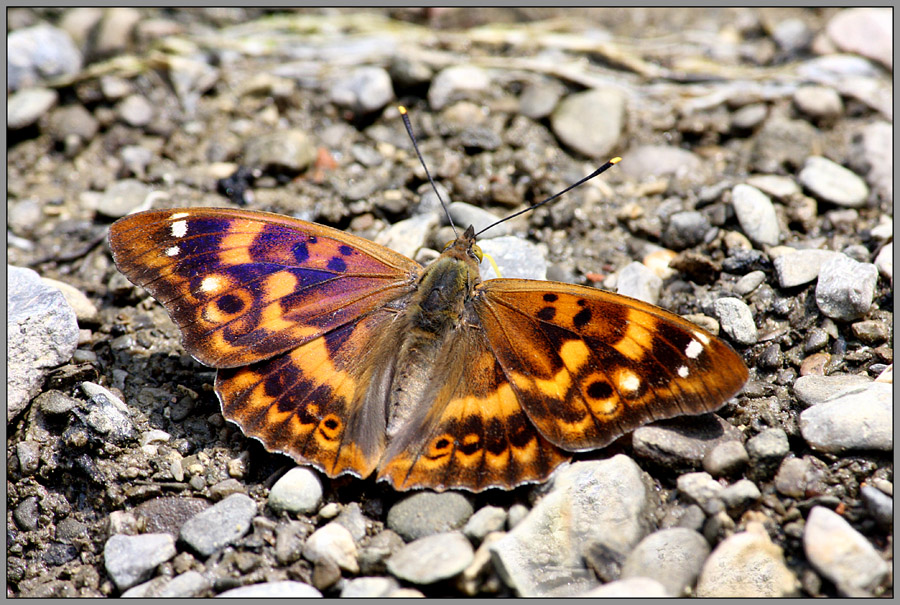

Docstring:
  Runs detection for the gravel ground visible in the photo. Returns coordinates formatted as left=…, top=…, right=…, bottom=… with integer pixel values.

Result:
left=6, top=7, right=893, bottom=598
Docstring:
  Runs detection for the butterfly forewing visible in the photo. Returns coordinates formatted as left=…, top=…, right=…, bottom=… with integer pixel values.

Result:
left=109, top=208, right=420, bottom=368
left=475, top=279, right=748, bottom=451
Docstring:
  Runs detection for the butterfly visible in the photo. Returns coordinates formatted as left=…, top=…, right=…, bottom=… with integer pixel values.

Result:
left=109, top=202, right=748, bottom=492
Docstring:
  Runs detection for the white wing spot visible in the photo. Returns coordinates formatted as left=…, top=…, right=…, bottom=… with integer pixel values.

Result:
left=170, top=212, right=190, bottom=220
left=685, top=339, right=703, bottom=359
left=678, top=365, right=690, bottom=378
left=200, top=276, right=222, bottom=293
left=171, top=220, right=188, bottom=238
left=165, top=246, right=180, bottom=257
left=694, top=330, right=711, bottom=346
left=619, top=370, right=641, bottom=393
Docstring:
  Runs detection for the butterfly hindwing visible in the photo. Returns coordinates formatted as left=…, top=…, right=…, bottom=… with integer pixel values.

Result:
left=109, top=208, right=421, bottom=368
left=475, top=279, right=748, bottom=451
left=216, top=308, right=402, bottom=479
left=376, top=323, right=570, bottom=491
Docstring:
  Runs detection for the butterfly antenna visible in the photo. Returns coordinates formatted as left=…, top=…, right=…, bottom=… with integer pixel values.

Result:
left=475, top=157, right=622, bottom=237
left=398, top=106, right=458, bottom=236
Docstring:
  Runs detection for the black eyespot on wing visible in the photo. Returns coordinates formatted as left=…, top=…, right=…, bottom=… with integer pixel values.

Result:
left=543, top=293, right=558, bottom=302
left=573, top=307, right=592, bottom=329
left=537, top=306, right=556, bottom=321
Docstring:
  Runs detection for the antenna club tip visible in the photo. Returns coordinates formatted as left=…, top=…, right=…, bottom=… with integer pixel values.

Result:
left=610, top=157, right=622, bottom=164
left=398, top=105, right=408, bottom=115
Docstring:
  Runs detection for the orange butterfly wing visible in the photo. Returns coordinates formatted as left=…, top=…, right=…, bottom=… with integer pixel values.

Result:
left=473, top=279, right=748, bottom=451
left=109, top=208, right=420, bottom=367
left=376, top=322, right=570, bottom=492
left=109, top=208, right=421, bottom=477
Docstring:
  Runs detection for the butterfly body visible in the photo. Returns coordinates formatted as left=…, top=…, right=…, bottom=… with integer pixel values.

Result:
left=109, top=207, right=748, bottom=492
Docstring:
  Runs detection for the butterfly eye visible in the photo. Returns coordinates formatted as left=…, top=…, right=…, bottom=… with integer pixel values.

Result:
left=470, top=244, right=484, bottom=262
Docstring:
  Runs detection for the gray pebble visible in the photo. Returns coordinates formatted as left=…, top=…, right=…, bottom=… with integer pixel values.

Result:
left=799, top=381, right=891, bottom=452
left=799, top=156, right=869, bottom=208
left=303, top=522, right=358, bottom=573
left=275, top=521, right=311, bottom=566
left=750, top=116, right=819, bottom=173
left=95, top=179, right=153, bottom=219
left=428, top=65, right=490, bottom=110
left=340, top=576, right=400, bottom=598
left=334, top=502, right=367, bottom=542
left=506, top=504, right=529, bottom=529
left=93, top=7, right=141, bottom=56
left=632, top=414, right=742, bottom=469
left=857, top=121, right=892, bottom=203
left=180, top=494, right=257, bottom=557
left=825, top=7, right=892, bottom=69
left=80, top=382, right=136, bottom=443
left=7, top=24, right=82, bottom=92
left=518, top=78, right=564, bottom=119
left=580, top=577, right=669, bottom=597
left=462, top=505, right=507, bottom=542
left=773, top=249, right=840, bottom=288
left=447, top=202, right=508, bottom=237
left=621, top=528, right=710, bottom=596
left=804, top=505, right=888, bottom=595
left=662, top=211, right=711, bottom=250
left=8, top=87, right=58, bottom=129
left=37, top=390, right=78, bottom=416
left=42, top=277, right=99, bottom=323
left=216, top=581, right=321, bottom=598
left=714, top=297, right=757, bottom=345
left=793, top=85, right=843, bottom=120
left=490, top=456, right=653, bottom=597
left=47, top=104, right=99, bottom=144
left=16, top=440, right=41, bottom=476
left=792, top=373, right=872, bottom=407
left=267, top=467, right=323, bottom=515
left=389, top=55, right=432, bottom=89
left=134, top=497, right=209, bottom=537
left=860, top=485, right=892, bottom=530
left=329, top=66, right=394, bottom=114
left=734, top=270, right=766, bottom=296
left=153, top=571, right=210, bottom=598
left=677, top=471, right=724, bottom=515
left=386, top=491, right=473, bottom=542
left=732, top=184, right=780, bottom=246
left=617, top=144, right=702, bottom=179
left=731, top=103, right=768, bottom=131
left=874, top=242, right=892, bottom=280
left=746, top=428, right=789, bottom=463
left=719, top=479, right=761, bottom=514
left=771, top=18, right=813, bottom=52
left=696, top=524, right=799, bottom=596
left=14, top=496, right=40, bottom=531
left=243, top=129, right=317, bottom=172
left=616, top=261, right=662, bottom=305
left=358, top=529, right=405, bottom=575
left=7, top=265, right=80, bottom=422
left=478, top=236, right=547, bottom=281
left=774, top=457, right=814, bottom=498
left=116, top=94, right=154, bottom=127
left=745, top=174, right=800, bottom=200
left=386, top=531, right=474, bottom=585
left=551, top=88, right=625, bottom=158
left=815, top=254, right=878, bottom=321
left=702, top=440, right=749, bottom=477
left=375, top=213, right=440, bottom=260
left=56, top=517, right=87, bottom=544
left=103, top=533, right=176, bottom=591
left=208, top=478, right=245, bottom=501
